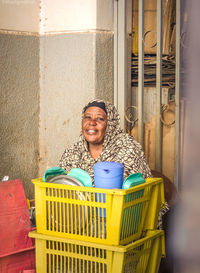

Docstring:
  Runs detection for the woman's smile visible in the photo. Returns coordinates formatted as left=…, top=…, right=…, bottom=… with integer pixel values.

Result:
left=86, top=129, right=98, bottom=134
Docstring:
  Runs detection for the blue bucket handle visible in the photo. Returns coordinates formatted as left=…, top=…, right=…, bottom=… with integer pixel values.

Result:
left=103, top=169, right=110, bottom=174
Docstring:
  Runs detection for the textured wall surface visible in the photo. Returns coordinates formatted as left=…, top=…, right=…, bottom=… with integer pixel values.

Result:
left=95, top=32, right=113, bottom=100
left=39, top=32, right=113, bottom=175
left=0, top=1, right=114, bottom=198
left=0, top=31, right=113, bottom=198
left=0, top=34, right=40, bottom=198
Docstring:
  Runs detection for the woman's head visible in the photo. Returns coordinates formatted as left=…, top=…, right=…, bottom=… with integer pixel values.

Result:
left=82, top=103, right=107, bottom=145
left=81, top=99, right=123, bottom=147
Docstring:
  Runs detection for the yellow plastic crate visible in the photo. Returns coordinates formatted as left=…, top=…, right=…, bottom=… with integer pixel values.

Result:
left=33, top=177, right=165, bottom=245
left=29, top=230, right=165, bottom=273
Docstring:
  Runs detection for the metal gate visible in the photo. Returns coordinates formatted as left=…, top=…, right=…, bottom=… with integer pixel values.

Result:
left=114, top=0, right=180, bottom=189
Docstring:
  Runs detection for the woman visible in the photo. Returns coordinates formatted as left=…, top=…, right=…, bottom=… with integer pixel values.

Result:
left=59, top=99, right=169, bottom=232
left=59, top=99, right=152, bottom=182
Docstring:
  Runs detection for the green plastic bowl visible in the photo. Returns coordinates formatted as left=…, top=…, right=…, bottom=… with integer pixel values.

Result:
left=122, top=173, right=145, bottom=189
left=43, top=167, right=67, bottom=182
left=68, top=168, right=93, bottom=187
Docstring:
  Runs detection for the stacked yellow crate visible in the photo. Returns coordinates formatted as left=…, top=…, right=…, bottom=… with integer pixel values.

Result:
left=29, top=177, right=165, bottom=273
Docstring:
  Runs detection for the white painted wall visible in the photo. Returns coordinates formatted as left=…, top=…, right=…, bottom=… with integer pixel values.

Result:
left=0, top=0, right=114, bottom=33
left=40, top=0, right=96, bottom=33
left=0, top=0, right=40, bottom=32
left=41, top=0, right=113, bottom=33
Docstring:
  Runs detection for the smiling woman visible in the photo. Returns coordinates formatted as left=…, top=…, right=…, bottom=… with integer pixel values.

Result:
left=59, top=99, right=152, bottom=184
left=82, top=106, right=107, bottom=159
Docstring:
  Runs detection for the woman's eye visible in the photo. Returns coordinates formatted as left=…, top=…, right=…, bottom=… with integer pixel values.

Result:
left=84, top=116, right=105, bottom=122
left=96, top=117, right=104, bottom=121
left=84, top=116, right=91, bottom=120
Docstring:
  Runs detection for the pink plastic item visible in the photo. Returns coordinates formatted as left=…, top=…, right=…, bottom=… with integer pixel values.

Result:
left=0, top=247, right=35, bottom=273
left=0, top=179, right=34, bottom=256
left=0, top=179, right=35, bottom=273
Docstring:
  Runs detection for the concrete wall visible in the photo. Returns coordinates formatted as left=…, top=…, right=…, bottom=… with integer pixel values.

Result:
left=39, top=32, right=113, bottom=174
left=0, top=33, right=40, bottom=196
left=0, top=0, right=114, bottom=198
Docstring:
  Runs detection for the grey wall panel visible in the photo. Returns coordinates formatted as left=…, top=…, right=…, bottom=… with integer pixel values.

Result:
left=0, top=34, right=40, bottom=198
left=0, top=31, right=114, bottom=198
left=38, top=32, right=114, bottom=176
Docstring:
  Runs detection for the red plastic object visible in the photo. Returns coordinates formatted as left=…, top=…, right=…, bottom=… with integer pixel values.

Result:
left=0, top=179, right=34, bottom=256
left=20, top=269, right=36, bottom=273
left=0, top=247, right=35, bottom=273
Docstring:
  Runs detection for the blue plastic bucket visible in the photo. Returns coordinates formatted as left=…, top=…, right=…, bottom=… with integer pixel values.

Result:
left=94, top=162, right=124, bottom=218
left=94, top=161, right=124, bottom=189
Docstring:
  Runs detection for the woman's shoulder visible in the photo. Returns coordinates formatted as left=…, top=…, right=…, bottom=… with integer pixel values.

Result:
left=59, top=141, right=84, bottom=169
left=62, top=141, right=83, bottom=155
left=119, top=132, right=143, bottom=148
left=114, top=133, right=146, bottom=159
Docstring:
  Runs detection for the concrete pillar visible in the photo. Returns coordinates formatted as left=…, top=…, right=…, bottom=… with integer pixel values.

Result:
left=0, top=0, right=114, bottom=198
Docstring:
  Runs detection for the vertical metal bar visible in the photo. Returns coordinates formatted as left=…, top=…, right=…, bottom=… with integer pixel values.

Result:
left=155, top=0, right=163, bottom=172
left=114, top=0, right=132, bottom=130
left=117, top=0, right=126, bottom=129
left=174, top=0, right=180, bottom=190
left=138, top=0, right=144, bottom=146
left=114, top=0, right=118, bottom=108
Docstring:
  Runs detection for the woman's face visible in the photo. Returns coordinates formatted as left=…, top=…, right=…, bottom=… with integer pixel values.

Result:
left=82, top=106, right=107, bottom=145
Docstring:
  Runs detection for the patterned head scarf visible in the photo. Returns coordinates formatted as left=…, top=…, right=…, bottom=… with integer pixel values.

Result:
left=83, top=101, right=107, bottom=114
left=59, top=99, right=151, bottom=182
